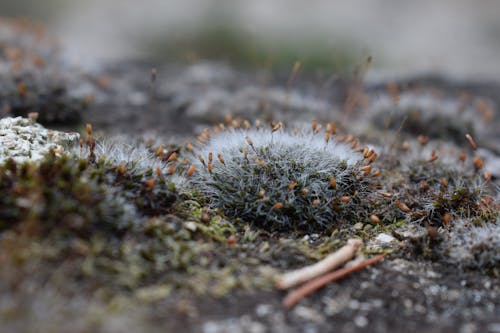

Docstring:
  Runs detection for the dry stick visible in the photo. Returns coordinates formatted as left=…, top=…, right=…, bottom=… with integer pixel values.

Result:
left=283, top=253, right=387, bottom=309
left=465, top=133, right=477, bottom=150
left=276, top=239, right=362, bottom=290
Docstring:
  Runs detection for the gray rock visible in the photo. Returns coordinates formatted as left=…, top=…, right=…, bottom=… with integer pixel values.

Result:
left=0, top=116, right=79, bottom=164
left=366, top=233, right=399, bottom=252
left=393, top=224, right=428, bottom=242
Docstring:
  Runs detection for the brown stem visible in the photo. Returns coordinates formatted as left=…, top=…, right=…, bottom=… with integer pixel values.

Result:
left=276, top=239, right=362, bottom=290
left=283, top=253, right=387, bottom=309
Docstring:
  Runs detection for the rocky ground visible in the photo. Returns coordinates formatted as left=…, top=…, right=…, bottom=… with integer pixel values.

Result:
left=0, top=19, right=499, bottom=333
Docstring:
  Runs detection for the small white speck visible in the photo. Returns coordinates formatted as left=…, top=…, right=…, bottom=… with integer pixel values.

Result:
left=354, top=315, right=368, bottom=328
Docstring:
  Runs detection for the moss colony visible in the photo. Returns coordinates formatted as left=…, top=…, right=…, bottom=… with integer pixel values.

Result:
left=185, top=125, right=381, bottom=232
left=439, top=218, right=500, bottom=269
left=0, top=142, right=177, bottom=239
left=368, top=91, right=492, bottom=143
left=0, top=18, right=91, bottom=124
left=0, top=116, right=497, bottom=270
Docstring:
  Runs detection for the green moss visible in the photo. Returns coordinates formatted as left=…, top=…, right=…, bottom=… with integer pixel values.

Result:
left=0, top=149, right=177, bottom=237
left=186, top=128, right=383, bottom=233
left=142, top=23, right=356, bottom=73
left=403, top=160, right=488, bottom=226
left=0, top=153, right=129, bottom=236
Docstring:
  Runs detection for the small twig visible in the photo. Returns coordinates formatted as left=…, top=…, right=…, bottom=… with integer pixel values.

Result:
left=276, top=239, right=362, bottom=290
left=465, top=133, right=477, bottom=150
left=283, top=253, right=387, bottom=309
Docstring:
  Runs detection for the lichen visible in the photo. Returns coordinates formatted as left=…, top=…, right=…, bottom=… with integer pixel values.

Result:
left=0, top=116, right=79, bottom=163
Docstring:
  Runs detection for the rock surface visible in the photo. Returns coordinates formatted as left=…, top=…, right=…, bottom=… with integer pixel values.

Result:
left=0, top=116, right=79, bottom=163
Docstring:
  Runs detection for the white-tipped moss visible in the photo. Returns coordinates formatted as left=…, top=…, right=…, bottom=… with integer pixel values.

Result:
left=439, top=218, right=500, bottom=269
left=185, top=127, right=378, bottom=232
left=366, top=92, right=488, bottom=143
left=0, top=19, right=90, bottom=123
left=394, top=141, right=492, bottom=226
left=89, top=138, right=166, bottom=175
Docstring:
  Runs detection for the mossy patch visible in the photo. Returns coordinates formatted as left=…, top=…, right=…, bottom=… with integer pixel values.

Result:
left=184, top=127, right=383, bottom=233
left=0, top=149, right=176, bottom=237
left=0, top=19, right=91, bottom=124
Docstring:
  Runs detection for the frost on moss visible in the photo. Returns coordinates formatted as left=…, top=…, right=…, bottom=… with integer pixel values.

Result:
left=185, top=127, right=380, bottom=232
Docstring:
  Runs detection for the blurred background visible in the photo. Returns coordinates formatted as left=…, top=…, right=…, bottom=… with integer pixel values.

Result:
left=2, top=0, right=500, bottom=79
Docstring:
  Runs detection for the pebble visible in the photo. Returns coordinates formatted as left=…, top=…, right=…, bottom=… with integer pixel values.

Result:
left=375, top=233, right=397, bottom=244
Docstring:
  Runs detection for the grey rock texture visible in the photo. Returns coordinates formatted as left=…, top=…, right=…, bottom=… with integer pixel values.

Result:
left=0, top=116, right=79, bottom=163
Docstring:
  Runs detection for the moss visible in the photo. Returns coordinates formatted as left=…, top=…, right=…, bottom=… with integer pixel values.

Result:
left=0, top=153, right=130, bottom=237
left=185, top=127, right=382, bottom=233
left=0, top=19, right=91, bottom=124
left=2, top=112, right=497, bottom=308
left=437, top=218, right=500, bottom=270
left=401, top=160, right=490, bottom=227
left=0, top=147, right=177, bottom=237
left=0, top=162, right=364, bottom=299
left=367, top=92, right=482, bottom=144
